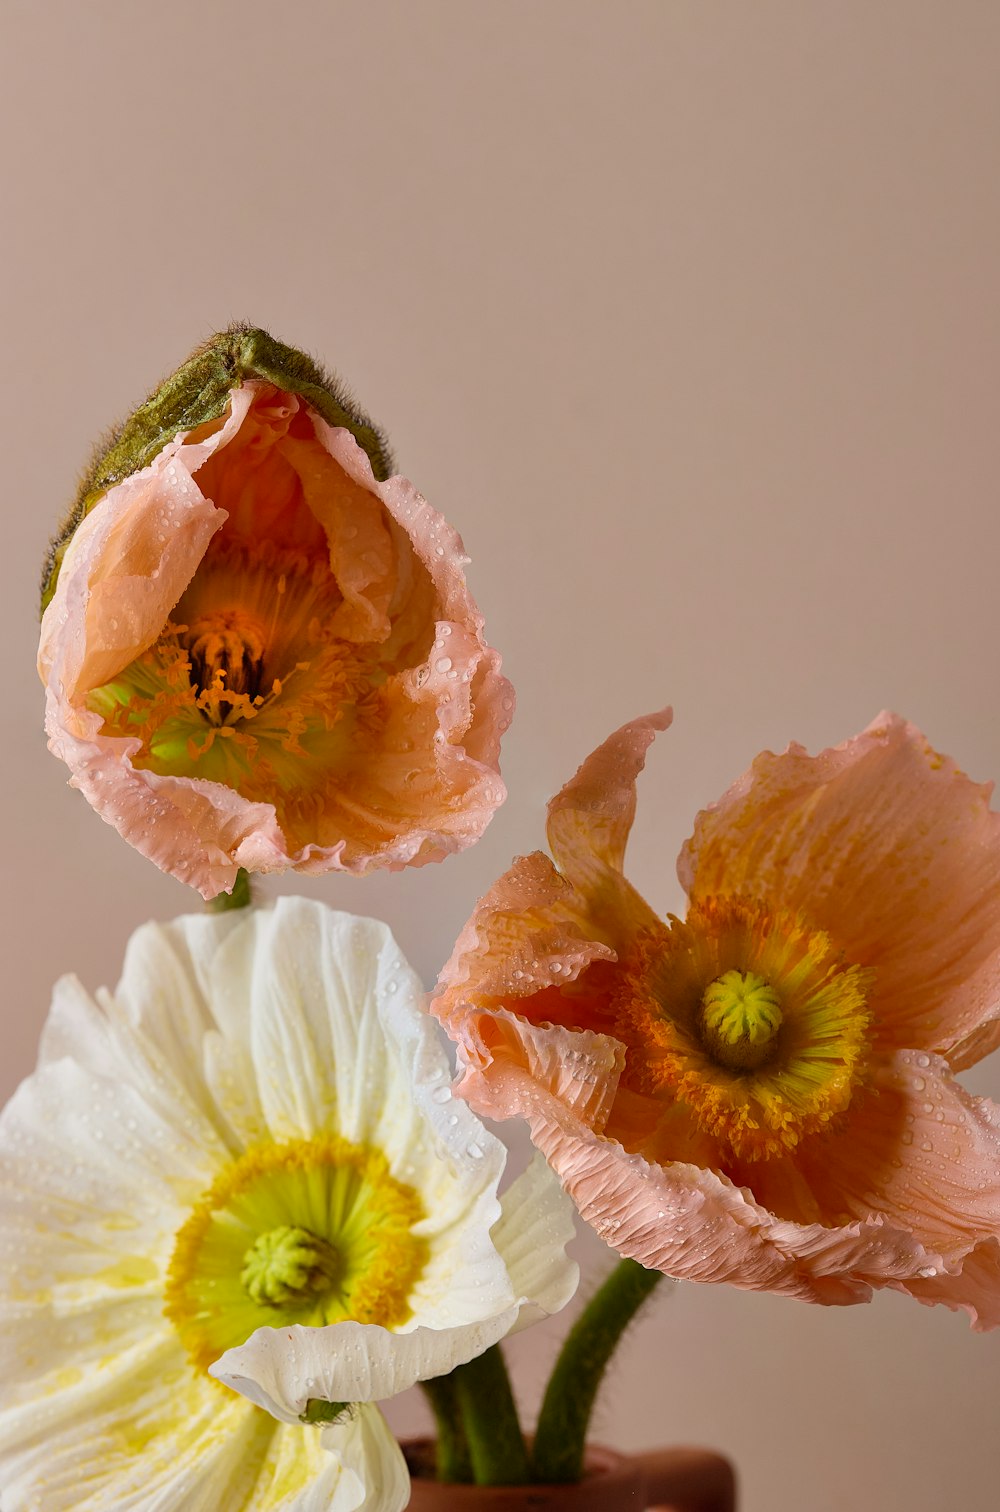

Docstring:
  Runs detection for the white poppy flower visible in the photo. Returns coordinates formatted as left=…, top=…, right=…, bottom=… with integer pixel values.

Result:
left=0, top=899, right=578, bottom=1512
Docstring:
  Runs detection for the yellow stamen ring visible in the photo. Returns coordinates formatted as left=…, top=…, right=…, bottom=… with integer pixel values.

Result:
left=164, top=1135, right=427, bottom=1374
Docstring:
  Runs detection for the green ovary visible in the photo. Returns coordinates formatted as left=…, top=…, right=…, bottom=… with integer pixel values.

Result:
left=700, top=969, right=783, bottom=1072
left=241, top=1224, right=340, bottom=1307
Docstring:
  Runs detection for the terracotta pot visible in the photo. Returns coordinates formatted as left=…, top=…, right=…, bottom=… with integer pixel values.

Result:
left=402, top=1441, right=737, bottom=1510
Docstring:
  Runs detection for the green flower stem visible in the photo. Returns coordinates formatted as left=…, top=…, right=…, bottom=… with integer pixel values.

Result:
left=419, top=1377, right=473, bottom=1483
left=206, top=868, right=252, bottom=912
left=450, top=1344, right=530, bottom=1485
left=532, top=1257, right=663, bottom=1483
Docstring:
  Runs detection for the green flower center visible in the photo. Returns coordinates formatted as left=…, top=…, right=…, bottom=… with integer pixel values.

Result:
left=241, top=1224, right=340, bottom=1307
left=700, top=969, right=783, bottom=1071
left=164, top=1135, right=428, bottom=1374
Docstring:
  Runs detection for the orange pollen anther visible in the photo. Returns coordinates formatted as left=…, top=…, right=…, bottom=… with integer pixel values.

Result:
left=182, top=609, right=267, bottom=713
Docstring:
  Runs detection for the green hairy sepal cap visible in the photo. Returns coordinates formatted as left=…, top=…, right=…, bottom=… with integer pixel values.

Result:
left=41, top=324, right=393, bottom=613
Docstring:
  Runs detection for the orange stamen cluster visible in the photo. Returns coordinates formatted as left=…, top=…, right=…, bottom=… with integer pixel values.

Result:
left=611, top=896, right=873, bottom=1162
left=86, top=536, right=380, bottom=830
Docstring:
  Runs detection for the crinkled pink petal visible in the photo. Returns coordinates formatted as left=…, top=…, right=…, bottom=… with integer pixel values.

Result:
left=545, top=709, right=672, bottom=932
left=436, top=850, right=616, bottom=1007
left=798, top=1051, right=1000, bottom=1265
left=500, top=1074, right=943, bottom=1304
left=44, top=702, right=292, bottom=898
left=901, top=1236, right=1000, bottom=1331
left=452, top=1006, right=625, bottom=1132
left=40, top=385, right=512, bottom=898
left=435, top=849, right=630, bottom=1128
left=39, top=389, right=255, bottom=695
left=679, top=712, right=1000, bottom=1063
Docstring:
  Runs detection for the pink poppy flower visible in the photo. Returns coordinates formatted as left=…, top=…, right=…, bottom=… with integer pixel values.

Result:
left=39, top=374, right=511, bottom=899
left=434, top=711, right=1000, bottom=1327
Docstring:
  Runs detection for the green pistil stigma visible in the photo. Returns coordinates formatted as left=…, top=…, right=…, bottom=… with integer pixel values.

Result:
left=300, top=1398, right=352, bottom=1425
left=241, top=1224, right=339, bottom=1307
left=701, top=969, right=783, bottom=1072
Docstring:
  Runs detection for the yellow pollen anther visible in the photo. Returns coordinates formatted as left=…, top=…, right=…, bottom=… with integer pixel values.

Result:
left=701, top=969, right=783, bottom=1071
left=241, top=1224, right=339, bottom=1307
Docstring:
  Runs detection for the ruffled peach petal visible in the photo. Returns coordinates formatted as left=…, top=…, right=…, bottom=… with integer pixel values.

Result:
left=545, top=710, right=672, bottom=926
left=798, top=1051, right=1000, bottom=1264
left=280, top=426, right=396, bottom=643
left=436, top=850, right=616, bottom=1008
left=519, top=1093, right=939, bottom=1303
left=38, top=387, right=255, bottom=696
left=452, top=1007, right=625, bottom=1131
left=680, top=712, right=1000, bottom=1060
left=943, top=1015, right=1000, bottom=1074
left=190, top=388, right=329, bottom=558
left=900, top=1236, right=1000, bottom=1331
left=43, top=702, right=289, bottom=897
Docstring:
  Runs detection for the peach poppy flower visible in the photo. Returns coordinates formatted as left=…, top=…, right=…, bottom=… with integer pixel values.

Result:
left=435, top=710, right=1000, bottom=1327
left=38, top=335, right=511, bottom=900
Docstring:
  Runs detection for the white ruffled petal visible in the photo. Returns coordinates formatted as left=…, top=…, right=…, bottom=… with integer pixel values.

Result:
left=0, top=1055, right=208, bottom=1289
left=218, top=901, right=517, bottom=1333
left=320, top=1405, right=409, bottom=1512
left=492, top=1154, right=580, bottom=1331
left=210, top=1312, right=520, bottom=1424
left=227, top=903, right=406, bottom=1143
left=0, top=1341, right=266, bottom=1511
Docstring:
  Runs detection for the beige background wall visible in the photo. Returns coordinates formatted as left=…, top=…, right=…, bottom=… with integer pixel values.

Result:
left=3, top=3, right=1000, bottom=1508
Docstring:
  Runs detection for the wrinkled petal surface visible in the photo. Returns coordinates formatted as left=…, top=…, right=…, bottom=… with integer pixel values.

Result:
left=1, top=899, right=578, bottom=1507
left=680, top=712, right=1000, bottom=1061
left=435, top=710, right=1000, bottom=1326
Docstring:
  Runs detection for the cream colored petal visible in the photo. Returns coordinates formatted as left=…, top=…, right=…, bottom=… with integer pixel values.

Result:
left=209, top=901, right=517, bottom=1332
left=47, top=914, right=249, bottom=1155
left=210, top=1311, right=520, bottom=1424
left=320, top=1405, right=410, bottom=1512
left=0, top=1338, right=270, bottom=1512
left=0, top=1055, right=211, bottom=1287
left=490, top=1154, right=579, bottom=1332
left=241, top=1419, right=370, bottom=1512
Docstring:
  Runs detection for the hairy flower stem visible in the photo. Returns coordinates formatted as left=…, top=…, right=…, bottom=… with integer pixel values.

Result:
left=206, top=868, right=252, bottom=912
left=451, top=1344, right=530, bottom=1485
left=532, top=1258, right=663, bottom=1483
left=420, top=1377, right=473, bottom=1483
